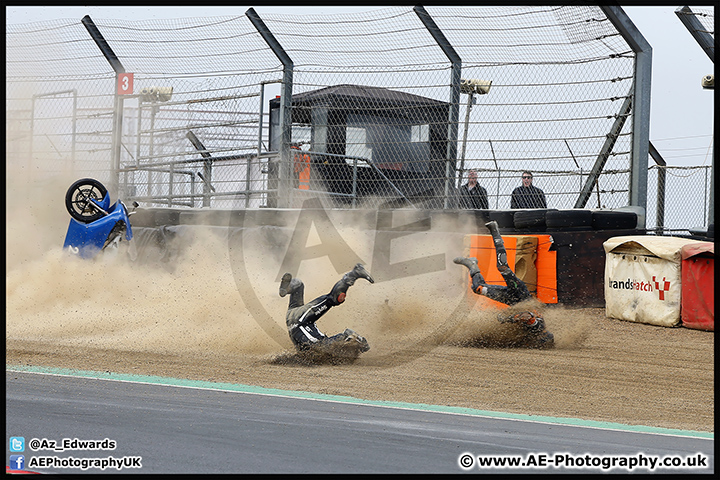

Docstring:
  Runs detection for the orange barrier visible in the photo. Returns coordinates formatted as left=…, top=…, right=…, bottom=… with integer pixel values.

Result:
left=533, top=235, right=557, bottom=304
left=463, top=234, right=557, bottom=309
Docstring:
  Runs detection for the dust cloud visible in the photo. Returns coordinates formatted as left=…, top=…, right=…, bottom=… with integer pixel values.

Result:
left=4, top=156, right=282, bottom=356
left=5, top=228, right=281, bottom=356
left=6, top=158, right=588, bottom=366
left=443, top=298, right=593, bottom=350
left=5, top=168, right=466, bottom=359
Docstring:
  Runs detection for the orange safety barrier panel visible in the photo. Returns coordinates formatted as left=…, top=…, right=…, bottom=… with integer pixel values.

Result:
left=463, top=234, right=557, bottom=309
left=533, top=235, right=557, bottom=304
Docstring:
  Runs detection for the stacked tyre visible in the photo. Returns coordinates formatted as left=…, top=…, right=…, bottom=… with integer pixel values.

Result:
left=509, top=209, right=639, bottom=232
left=488, top=210, right=516, bottom=229
left=591, top=210, right=638, bottom=230
left=546, top=210, right=593, bottom=231
left=513, top=209, right=556, bottom=231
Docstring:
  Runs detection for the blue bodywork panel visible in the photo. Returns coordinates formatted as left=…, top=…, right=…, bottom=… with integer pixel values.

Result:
left=63, top=192, right=132, bottom=259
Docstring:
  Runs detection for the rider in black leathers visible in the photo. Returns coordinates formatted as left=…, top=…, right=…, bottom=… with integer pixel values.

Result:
left=454, top=221, right=554, bottom=348
left=279, top=263, right=374, bottom=352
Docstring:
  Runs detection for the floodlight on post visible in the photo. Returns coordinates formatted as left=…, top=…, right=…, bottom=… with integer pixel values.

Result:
left=140, top=86, right=173, bottom=102
left=702, top=74, right=714, bottom=89
left=459, top=78, right=492, bottom=188
left=700, top=74, right=714, bottom=225
left=461, top=78, right=492, bottom=95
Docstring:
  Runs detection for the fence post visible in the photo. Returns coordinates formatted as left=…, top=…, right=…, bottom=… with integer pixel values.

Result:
left=246, top=8, right=293, bottom=209
left=675, top=6, right=715, bottom=62
left=601, top=6, right=652, bottom=212
left=648, top=142, right=666, bottom=234
left=186, top=131, right=213, bottom=208
left=675, top=6, right=714, bottom=226
left=413, top=5, right=461, bottom=209
left=81, top=15, right=125, bottom=199
left=710, top=144, right=715, bottom=226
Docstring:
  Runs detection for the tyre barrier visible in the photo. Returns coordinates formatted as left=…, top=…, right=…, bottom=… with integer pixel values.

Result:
left=488, top=210, right=516, bottom=229
left=604, top=236, right=714, bottom=329
left=134, top=206, right=642, bottom=236
left=546, top=209, right=594, bottom=231
left=592, top=210, right=638, bottom=230
left=513, top=208, right=557, bottom=231
left=506, top=209, right=639, bottom=232
left=681, top=242, right=714, bottom=331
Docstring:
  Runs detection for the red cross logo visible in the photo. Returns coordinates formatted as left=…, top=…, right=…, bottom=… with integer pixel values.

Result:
left=652, top=276, right=671, bottom=300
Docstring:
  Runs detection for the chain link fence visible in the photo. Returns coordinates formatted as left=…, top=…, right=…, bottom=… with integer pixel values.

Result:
left=676, top=5, right=714, bottom=52
left=648, top=164, right=713, bottom=234
left=5, top=6, right=712, bottom=231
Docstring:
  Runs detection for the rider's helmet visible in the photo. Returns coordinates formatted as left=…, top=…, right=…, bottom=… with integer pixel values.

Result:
left=498, top=309, right=554, bottom=348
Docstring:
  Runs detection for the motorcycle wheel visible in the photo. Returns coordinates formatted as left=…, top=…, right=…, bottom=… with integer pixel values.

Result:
left=65, top=178, right=108, bottom=224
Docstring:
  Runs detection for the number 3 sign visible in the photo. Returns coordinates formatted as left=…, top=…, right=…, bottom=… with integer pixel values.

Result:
left=117, top=73, right=134, bottom=95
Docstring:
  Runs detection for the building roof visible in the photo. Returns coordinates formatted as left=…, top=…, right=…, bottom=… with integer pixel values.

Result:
left=290, top=84, right=449, bottom=108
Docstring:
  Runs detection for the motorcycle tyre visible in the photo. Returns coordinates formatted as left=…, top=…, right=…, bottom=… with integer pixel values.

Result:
left=65, top=178, right=108, bottom=224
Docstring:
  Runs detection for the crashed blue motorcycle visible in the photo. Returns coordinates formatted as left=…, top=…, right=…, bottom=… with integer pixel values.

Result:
left=63, top=178, right=138, bottom=259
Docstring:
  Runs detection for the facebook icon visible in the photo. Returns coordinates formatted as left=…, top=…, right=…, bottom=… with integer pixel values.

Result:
left=9, top=455, right=25, bottom=471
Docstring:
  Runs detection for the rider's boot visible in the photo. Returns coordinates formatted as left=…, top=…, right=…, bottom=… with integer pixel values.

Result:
left=279, top=273, right=303, bottom=297
left=329, top=264, right=374, bottom=303
left=454, top=256, right=489, bottom=294
left=453, top=256, right=481, bottom=278
left=346, top=263, right=375, bottom=285
left=485, top=221, right=509, bottom=273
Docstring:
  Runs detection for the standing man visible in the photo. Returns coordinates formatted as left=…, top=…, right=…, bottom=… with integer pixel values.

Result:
left=291, top=144, right=311, bottom=190
left=459, top=169, right=489, bottom=209
left=511, top=171, right=547, bottom=209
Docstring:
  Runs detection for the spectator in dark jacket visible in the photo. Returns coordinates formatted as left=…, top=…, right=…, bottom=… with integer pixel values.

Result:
left=510, top=171, right=547, bottom=209
left=459, top=169, right=489, bottom=209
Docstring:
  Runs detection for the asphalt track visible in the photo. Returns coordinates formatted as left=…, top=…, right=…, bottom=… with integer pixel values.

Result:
left=5, top=367, right=714, bottom=474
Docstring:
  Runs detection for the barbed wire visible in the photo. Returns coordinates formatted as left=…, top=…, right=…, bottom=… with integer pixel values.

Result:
left=5, top=6, right=711, bottom=229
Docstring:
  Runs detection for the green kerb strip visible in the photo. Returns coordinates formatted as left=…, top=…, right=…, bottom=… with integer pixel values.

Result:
left=7, top=364, right=713, bottom=440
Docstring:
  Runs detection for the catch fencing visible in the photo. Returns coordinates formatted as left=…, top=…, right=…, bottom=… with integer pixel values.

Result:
left=4, top=6, right=712, bottom=232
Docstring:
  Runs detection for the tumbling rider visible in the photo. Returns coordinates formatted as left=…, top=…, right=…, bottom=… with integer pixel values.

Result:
left=279, top=263, right=374, bottom=353
left=454, top=220, right=555, bottom=348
